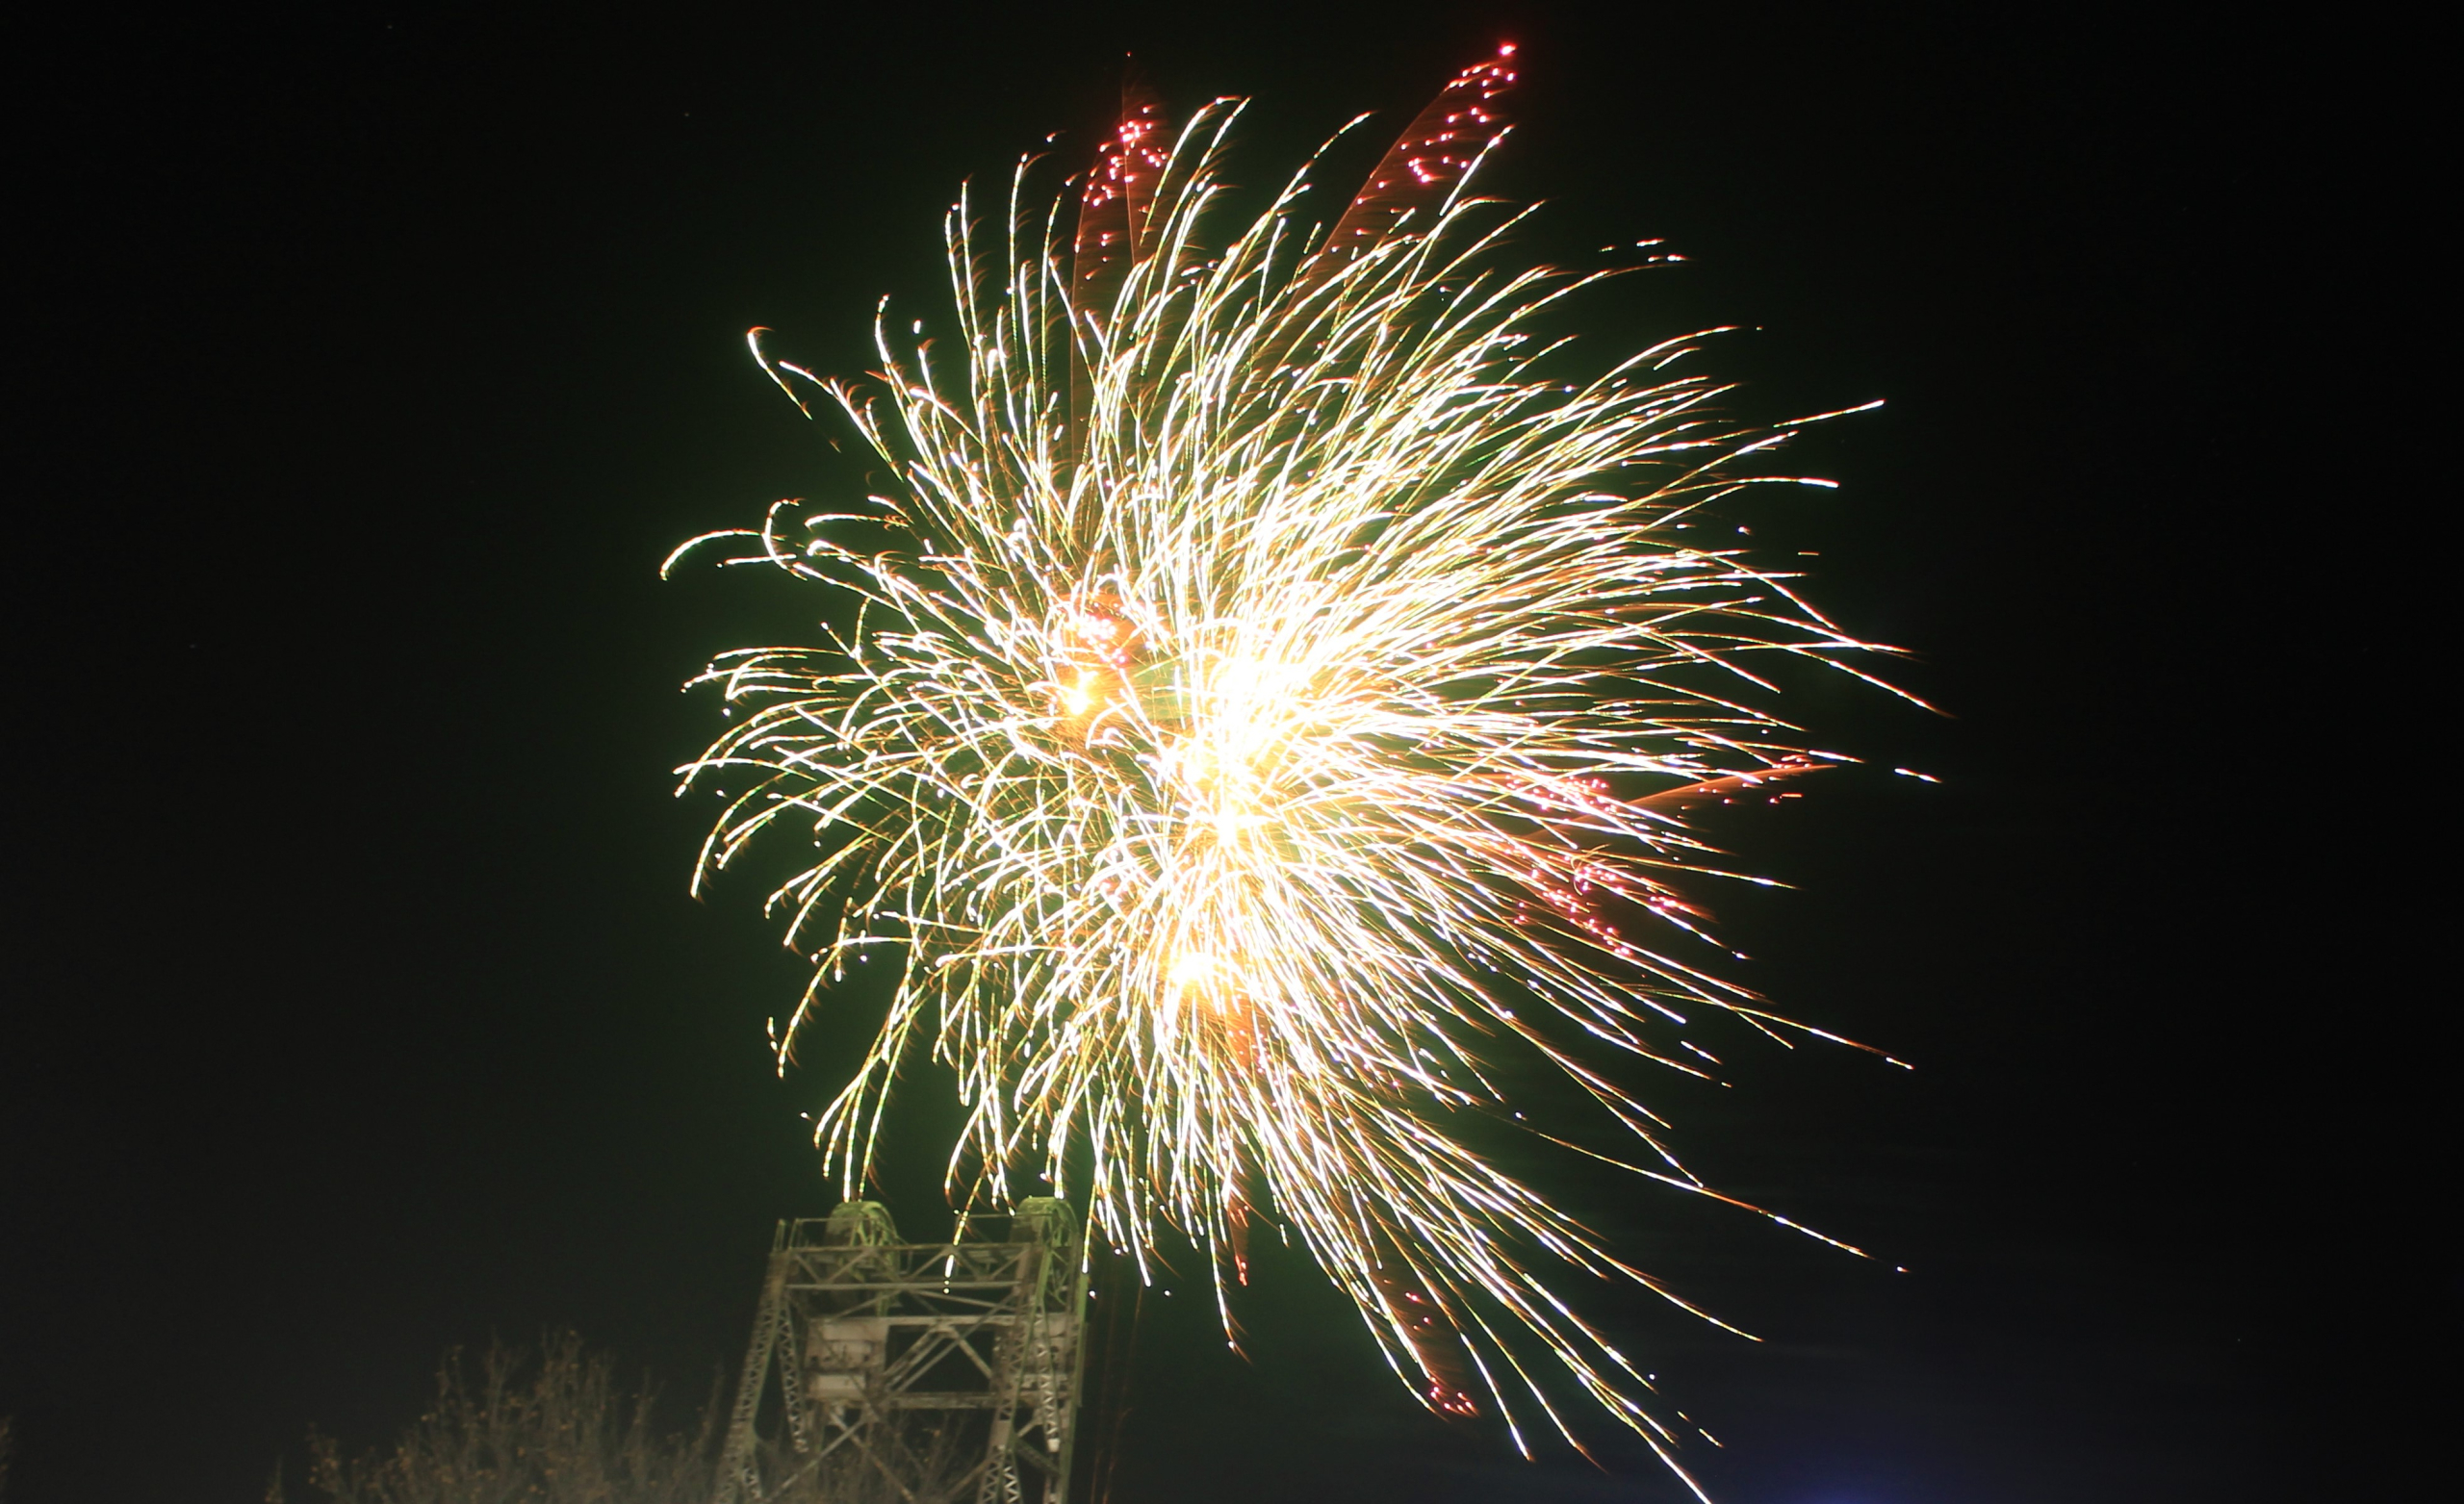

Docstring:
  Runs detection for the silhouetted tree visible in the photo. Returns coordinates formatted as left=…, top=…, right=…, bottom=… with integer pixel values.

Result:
left=288, top=1333, right=716, bottom=1504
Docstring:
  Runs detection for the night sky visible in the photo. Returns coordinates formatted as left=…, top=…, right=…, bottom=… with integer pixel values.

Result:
left=3, top=7, right=2426, bottom=1502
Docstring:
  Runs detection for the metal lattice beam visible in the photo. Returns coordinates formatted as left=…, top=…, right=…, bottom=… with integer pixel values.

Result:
left=713, top=1200, right=1088, bottom=1504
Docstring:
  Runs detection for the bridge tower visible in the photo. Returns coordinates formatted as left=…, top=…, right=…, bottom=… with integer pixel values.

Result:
left=712, top=1198, right=1089, bottom=1504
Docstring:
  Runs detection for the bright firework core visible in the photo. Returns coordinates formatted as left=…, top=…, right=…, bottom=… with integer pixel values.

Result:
left=670, top=47, right=1907, bottom=1494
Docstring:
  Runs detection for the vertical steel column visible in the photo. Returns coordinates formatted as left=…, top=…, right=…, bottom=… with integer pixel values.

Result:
left=712, top=1221, right=793, bottom=1504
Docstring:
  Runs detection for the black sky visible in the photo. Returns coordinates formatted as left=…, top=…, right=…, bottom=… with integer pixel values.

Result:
left=1, top=6, right=2432, bottom=1502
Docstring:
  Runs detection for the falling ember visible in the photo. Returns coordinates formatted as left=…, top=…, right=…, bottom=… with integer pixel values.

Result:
left=671, top=46, right=1912, bottom=1496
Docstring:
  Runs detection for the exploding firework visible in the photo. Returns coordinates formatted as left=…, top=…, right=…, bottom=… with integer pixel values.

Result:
left=671, top=48, right=1906, bottom=1492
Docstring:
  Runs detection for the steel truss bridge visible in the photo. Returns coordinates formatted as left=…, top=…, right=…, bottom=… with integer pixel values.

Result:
left=713, top=1199, right=1088, bottom=1504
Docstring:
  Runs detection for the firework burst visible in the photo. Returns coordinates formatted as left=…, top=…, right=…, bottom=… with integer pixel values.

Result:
left=671, top=48, right=1905, bottom=1491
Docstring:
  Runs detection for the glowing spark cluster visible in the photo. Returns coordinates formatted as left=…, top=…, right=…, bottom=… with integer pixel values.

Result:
left=672, top=48, right=1904, bottom=1493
